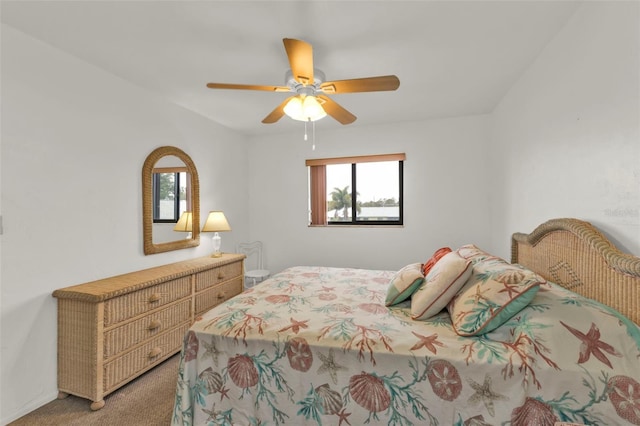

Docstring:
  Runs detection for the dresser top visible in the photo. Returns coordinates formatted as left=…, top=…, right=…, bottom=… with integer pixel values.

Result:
left=53, top=253, right=245, bottom=302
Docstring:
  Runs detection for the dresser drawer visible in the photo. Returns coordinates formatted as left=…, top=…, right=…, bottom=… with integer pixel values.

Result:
left=195, top=276, right=243, bottom=315
left=104, top=276, right=191, bottom=326
left=104, top=299, right=191, bottom=359
left=195, top=261, right=242, bottom=291
left=103, top=323, right=189, bottom=393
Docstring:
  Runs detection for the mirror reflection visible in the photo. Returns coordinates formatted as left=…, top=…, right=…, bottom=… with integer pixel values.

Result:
left=143, top=146, right=200, bottom=254
left=152, top=156, right=190, bottom=244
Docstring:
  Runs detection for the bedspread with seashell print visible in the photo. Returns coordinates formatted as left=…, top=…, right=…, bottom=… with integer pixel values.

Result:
left=172, top=266, right=640, bottom=426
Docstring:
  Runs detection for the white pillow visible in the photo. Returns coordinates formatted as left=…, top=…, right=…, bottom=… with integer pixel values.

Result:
left=411, top=252, right=472, bottom=320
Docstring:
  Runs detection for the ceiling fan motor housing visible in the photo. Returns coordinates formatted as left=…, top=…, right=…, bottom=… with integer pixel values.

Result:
left=285, top=68, right=326, bottom=96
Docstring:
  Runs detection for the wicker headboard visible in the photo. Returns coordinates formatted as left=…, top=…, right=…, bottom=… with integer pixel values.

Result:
left=512, top=218, right=639, bottom=326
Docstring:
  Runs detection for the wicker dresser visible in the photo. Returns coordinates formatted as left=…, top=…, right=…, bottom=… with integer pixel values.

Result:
left=52, top=253, right=244, bottom=410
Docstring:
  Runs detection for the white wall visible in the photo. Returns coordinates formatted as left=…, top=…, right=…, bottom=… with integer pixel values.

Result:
left=0, top=25, right=249, bottom=424
left=247, top=116, right=493, bottom=275
left=490, top=1, right=640, bottom=259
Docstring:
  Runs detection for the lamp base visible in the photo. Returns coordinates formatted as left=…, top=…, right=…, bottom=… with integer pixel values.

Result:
left=211, top=232, right=222, bottom=258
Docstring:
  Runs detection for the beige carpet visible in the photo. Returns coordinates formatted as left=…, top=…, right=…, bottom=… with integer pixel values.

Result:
left=9, top=354, right=179, bottom=426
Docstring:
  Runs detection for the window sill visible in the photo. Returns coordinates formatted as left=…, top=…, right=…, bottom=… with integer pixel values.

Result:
left=308, top=224, right=404, bottom=228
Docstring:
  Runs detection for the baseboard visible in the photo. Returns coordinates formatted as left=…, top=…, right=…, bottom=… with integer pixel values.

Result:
left=1, top=390, right=58, bottom=426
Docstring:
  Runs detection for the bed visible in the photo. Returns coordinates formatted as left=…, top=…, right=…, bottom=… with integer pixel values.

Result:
left=172, top=218, right=640, bottom=425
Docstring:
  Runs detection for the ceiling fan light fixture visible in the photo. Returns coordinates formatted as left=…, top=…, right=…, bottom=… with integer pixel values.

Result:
left=283, top=95, right=327, bottom=122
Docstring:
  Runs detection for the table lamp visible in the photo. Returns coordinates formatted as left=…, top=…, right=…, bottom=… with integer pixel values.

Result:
left=173, top=212, right=193, bottom=239
left=201, top=211, right=231, bottom=257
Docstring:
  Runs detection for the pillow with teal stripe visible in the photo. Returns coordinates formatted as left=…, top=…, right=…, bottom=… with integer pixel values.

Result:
left=385, top=263, right=424, bottom=306
left=447, top=258, right=545, bottom=336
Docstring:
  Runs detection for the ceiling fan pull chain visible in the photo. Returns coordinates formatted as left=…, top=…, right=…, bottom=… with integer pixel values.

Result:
left=312, top=119, right=316, bottom=151
left=304, top=119, right=308, bottom=141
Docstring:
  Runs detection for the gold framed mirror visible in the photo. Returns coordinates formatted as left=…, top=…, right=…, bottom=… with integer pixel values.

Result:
left=142, top=146, right=200, bottom=255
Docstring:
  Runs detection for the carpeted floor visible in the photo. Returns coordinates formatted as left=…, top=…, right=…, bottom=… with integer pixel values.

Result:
left=9, top=354, right=180, bottom=426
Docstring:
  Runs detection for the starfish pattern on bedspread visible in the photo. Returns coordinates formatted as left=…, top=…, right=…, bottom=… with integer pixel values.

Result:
left=467, top=374, right=508, bottom=417
left=560, top=321, right=622, bottom=368
left=316, top=348, right=346, bottom=384
left=410, top=331, right=444, bottom=354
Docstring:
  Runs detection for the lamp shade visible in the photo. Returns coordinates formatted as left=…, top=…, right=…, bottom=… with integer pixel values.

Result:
left=173, top=212, right=193, bottom=232
left=283, top=95, right=327, bottom=122
left=202, top=211, right=231, bottom=232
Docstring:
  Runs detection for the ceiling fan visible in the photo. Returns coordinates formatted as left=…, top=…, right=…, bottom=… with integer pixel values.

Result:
left=206, top=38, right=400, bottom=125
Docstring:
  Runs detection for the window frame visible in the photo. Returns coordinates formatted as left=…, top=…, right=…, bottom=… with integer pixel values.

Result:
left=306, top=153, right=405, bottom=227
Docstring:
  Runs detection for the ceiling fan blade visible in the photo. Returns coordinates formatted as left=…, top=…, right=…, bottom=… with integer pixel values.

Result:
left=320, top=75, right=400, bottom=94
left=283, top=38, right=314, bottom=85
left=207, top=83, right=289, bottom=92
left=262, top=97, right=294, bottom=124
left=318, top=95, right=356, bottom=125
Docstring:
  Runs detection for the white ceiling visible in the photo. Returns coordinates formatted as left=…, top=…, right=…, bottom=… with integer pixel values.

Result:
left=1, top=1, right=581, bottom=136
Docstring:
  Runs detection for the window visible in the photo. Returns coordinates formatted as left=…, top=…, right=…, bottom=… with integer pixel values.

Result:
left=306, top=153, right=404, bottom=226
left=152, top=167, right=189, bottom=223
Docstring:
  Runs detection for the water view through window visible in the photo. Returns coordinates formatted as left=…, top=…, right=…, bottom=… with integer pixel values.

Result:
left=326, top=161, right=401, bottom=223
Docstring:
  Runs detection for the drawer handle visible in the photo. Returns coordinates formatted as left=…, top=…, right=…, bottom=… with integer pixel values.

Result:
left=217, top=292, right=226, bottom=300
left=147, top=320, right=162, bottom=330
left=217, top=272, right=225, bottom=280
left=148, top=347, right=162, bottom=358
left=148, top=293, right=161, bottom=303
